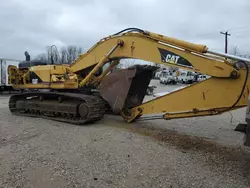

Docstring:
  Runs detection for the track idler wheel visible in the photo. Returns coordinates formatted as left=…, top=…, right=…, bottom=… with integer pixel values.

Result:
left=79, top=103, right=89, bottom=119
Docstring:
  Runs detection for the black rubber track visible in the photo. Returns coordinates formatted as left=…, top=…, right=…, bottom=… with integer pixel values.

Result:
left=9, top=92, right=106, bottom=125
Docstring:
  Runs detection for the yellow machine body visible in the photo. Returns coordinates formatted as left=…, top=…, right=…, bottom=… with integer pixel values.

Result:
left=9, top=64, right=78, bottom=89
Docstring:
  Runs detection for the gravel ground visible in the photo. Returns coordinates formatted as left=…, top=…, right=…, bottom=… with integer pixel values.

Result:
left=1, top=83, right=250, bottom=187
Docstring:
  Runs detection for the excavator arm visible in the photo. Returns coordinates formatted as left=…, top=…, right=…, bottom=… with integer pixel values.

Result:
left=68, top=28, right=250, bottom=123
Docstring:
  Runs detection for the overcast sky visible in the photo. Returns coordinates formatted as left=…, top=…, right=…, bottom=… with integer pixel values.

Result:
left=1, top=0, right=250, bottom=60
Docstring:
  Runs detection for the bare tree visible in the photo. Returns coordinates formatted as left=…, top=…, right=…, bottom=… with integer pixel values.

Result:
left=35, top=53, right=48, bottom=61
left=66, top=45, right=82, bottom=64
left=35, top=45, right=82, bottom=64
left=230, top=45, right=240, bottom=55
left=60, top=47, right=68, bottom=64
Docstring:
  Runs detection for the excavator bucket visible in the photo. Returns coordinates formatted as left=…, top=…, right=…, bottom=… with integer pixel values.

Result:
left=98, top=65, right=158, bottom=114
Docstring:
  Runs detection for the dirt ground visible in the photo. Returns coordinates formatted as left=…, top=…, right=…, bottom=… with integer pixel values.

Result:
left=1, top=82, right=250, bottom=187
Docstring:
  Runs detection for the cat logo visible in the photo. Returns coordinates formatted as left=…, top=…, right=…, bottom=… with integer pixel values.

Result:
left=158, top=48, right=193, bottom=68
left=165, top=54, right=180, bottom=64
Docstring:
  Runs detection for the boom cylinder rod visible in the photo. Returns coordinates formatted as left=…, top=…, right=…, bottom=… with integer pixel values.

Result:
left=207, top=50, right=250, bottom=63
left=147, top=31, right=250, bottom=63
left=79, top=42, right=122, bottom=87
left=93, top=60, right=120, bottom=85
left=146, top=31, right=208, bottom=53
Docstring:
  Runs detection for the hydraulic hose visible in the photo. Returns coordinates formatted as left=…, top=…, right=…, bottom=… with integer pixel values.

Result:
left=112, top=28, right=146, bottom=36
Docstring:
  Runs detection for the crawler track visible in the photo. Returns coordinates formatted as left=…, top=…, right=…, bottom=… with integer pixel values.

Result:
left=9, top=92, right=106, bottom=124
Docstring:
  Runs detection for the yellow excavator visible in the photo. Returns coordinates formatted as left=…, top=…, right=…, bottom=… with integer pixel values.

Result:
left=7, top=28, right=250, bottom=146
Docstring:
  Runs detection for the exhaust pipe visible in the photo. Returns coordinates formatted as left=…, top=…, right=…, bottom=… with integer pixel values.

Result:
left=24, top=51, right=30, bottom=61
